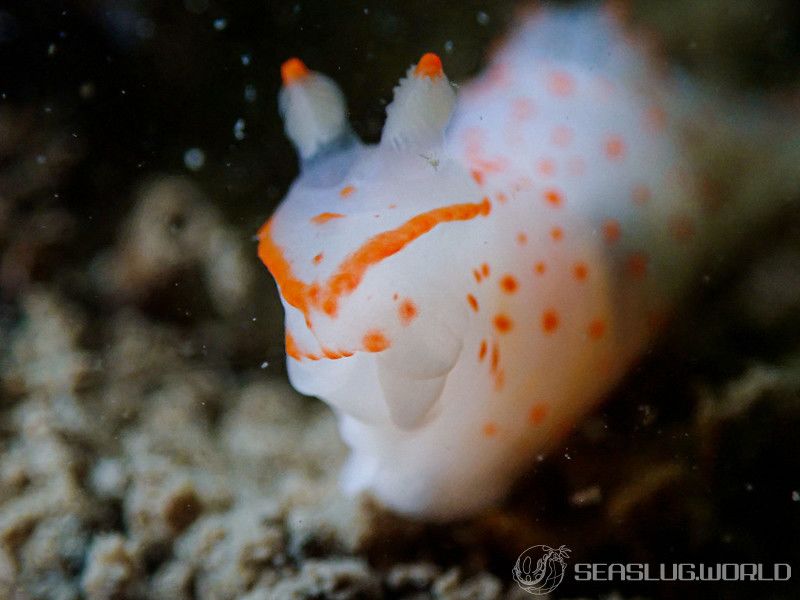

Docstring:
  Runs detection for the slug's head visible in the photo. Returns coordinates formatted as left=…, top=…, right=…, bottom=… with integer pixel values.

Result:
left=261, top=55, right=488, bottom=429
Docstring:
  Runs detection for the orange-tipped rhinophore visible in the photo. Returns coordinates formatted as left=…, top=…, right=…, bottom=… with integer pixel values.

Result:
left=414, top=53, right=444, bottom=79
left=281, top=57, right=310, bottom=85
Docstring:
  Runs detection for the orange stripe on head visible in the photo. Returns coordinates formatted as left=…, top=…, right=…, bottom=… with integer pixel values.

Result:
left=320, top=198, right=491, bottom=316
left=258, top=198, right=492, bottom=324
left=311, top=212, right=346, bottom=225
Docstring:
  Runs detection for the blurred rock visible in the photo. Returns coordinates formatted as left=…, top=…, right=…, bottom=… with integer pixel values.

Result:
left=94, top=176, right=254, bottom=318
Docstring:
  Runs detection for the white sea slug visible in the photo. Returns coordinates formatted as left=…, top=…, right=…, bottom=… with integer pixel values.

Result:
left=259, top=6, right=800, bottom=519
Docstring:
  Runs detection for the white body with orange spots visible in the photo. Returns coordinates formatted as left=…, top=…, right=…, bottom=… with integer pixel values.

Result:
left=260, top=7, right=800, bottom=519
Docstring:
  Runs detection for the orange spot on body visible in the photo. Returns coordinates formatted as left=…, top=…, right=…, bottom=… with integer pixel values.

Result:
left=313, top=252, right=324, bottom=265
left=471, top=169, right=485, bottom=185
left=494, top=313, right=513, bottom=333
left=537, top=159, right=556, bottom=177
left=541, top=309, right=559, bottom=333
left=588, top=319, right=606, bottom=340
left=483, top=422, right=498, bottom=437
left=626, top=252, right=648, bottom=279
left=491, top=342, right=500, bottom=372
left=281, top=57, right=309, bottom=85
left=339, top=186, right=355, bottom=198
left=322, top=297, right=337, bottom=316
left=500, top=274, right=518, bottom=294
left=602, top=219, right=621, bottom=243
left=258, top=198, right=492, bottom=321
left=512, top=97, right=536, bottom=120
left=478, top=339, right=488, bottom=361
left=604, top=135, right=625, bottom=159
left=311, top=212, right=345, bottom=225
left=467, top=293, right=479, bottom=312
left=534, top=261, right=546, bottom=275
left=548, top=71, right=575, bottom=96
left=528, top=403, right=548, bottom=425
left=473, top=269, right=482, bottom=283
left=363, top=330, right=390, bottom=352
left=516, top=232, right=528, bottom=245
left=550, top=226, right=564, bottom=241
left=495, top=192, right=508, bottom=204
left=572, top=262, right=589, bottom=281
left=398, top=299, right=418, bottom=325
left=481, top=263, right=490, bottom=277
left=414, top=52, right=444, bottom=79
left=544, top=188, right=563, bottom=206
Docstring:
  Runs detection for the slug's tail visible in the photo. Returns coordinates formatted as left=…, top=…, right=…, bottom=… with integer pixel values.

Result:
left=497, top=2, right=654, bottom=82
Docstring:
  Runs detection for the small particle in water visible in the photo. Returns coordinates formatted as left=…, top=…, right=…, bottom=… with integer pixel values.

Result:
left=241, top=53, right=251, bottom=66
left=233, top=118, right=246, bottom=140
left=244, top=84, right=257, bottom=103
left=363, top=7, right=369, bottom=15
left=260, top=361, right=269, bottom=369
left=79, top=82, right=96, bottom=99
left=47, top=42, right=56, bottom=56
left=183, top=148, right=206, bottom=171
left=213, top=17, right=227, bottom=31
left=36, top=154, right=47, bottom=165
left=745, top=483, right=753, bottom=492
left=477, top=11, right=490, bottom=25
left=792, top=491, right=799, bottom=502
left=444, top=40, right=454, bottom=54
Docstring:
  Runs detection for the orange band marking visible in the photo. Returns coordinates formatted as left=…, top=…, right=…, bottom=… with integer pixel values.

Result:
left=259, top=198, right=492, bottom=327
left=311, top=212, right=345, bottom=224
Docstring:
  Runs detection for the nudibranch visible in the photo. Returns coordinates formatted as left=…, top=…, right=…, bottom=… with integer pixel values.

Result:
left=259, top=6, right=800, bottom=519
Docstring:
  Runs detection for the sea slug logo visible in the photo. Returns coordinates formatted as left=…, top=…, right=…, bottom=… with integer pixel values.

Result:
left=512, top=544, right=572, bottom=595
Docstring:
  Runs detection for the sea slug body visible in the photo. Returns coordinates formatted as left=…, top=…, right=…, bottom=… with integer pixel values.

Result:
left=259, top=5, right=800, bottom=519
